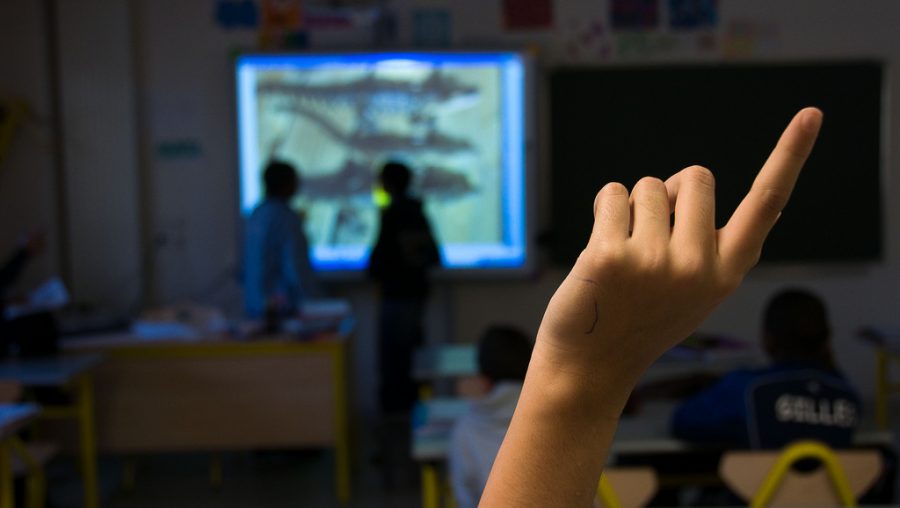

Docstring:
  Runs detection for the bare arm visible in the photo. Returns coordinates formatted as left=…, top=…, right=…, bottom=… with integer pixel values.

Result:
left=479, top=108, right=823, bottom=507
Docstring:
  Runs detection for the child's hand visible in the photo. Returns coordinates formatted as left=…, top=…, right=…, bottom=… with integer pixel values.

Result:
left=482, top=108, right=822, bottom=508
left=534, top=108, right=823, bottom=400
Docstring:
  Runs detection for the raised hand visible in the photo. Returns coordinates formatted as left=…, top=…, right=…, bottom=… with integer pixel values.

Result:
left=481, top=108, right=823, bottom=508
left=533, top=107, right=823, bottom=396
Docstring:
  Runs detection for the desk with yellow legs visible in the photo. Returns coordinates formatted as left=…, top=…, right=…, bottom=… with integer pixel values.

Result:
left=0, top=404, right=40, bottom=508
left=0, top=355, right=102, bottom=508
left=63, top=334, right=351, bottom=503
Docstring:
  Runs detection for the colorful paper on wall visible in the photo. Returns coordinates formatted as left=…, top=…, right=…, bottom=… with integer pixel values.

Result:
left=412, top=8, right=452, bottom=48
left=610, top=0, right=658, bottom=30
left=668, top=0, right=718, bottom=30
left=723, top=20, right=780, bottom=57
left=563, top=18, right=613, bottom=62
left=305, top=7, right=355, bottom=30
left=261, top=0, right=304, bottom=31
left=503, top=0, right=554, bottom=30
left=259, top=0, right=306, bottom=48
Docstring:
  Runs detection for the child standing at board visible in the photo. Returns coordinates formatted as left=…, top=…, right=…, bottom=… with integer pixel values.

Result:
left=368, top=161, right=441, bottom=414
left=243, top=160, right=321, bottom=320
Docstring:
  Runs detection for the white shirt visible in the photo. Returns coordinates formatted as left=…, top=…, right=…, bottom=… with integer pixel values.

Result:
left=448, top=382, right=523, bottom=508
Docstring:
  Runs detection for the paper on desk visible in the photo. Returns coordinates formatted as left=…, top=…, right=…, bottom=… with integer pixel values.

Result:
left=3, top=277, right=70, bottom=320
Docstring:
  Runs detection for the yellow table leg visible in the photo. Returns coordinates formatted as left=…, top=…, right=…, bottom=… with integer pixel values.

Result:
left=876, top=350, right=889, bottom=429
left=421, top=464, right=440, bottom=508
left=331, top=345, right=351, bottom=503
left=77, top=375, right=100, bottom=508
left=10, top=436, right=46, bottom=508
left=0, top=441, right=13, bottom=508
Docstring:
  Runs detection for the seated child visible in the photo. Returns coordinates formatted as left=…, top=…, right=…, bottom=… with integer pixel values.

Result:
left=671, top=288, right=860, bottom=447
left=449, top=325, right=533, bottom=508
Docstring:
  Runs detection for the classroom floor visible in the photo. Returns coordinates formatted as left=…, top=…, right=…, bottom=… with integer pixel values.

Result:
left=46, top=449, right=422, bottom=508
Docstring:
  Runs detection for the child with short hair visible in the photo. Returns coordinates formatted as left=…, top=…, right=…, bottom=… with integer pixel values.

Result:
left=449, top=325, right=533, bottom=508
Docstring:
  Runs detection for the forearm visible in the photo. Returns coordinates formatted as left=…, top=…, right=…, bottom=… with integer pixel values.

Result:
left=480, top=342, right=639, bottom=507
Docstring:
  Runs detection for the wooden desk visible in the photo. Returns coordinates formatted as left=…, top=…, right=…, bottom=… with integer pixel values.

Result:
left=0, top=355, right=102, bottom=508
left=0, top=404, right=40, bottom=508
left=62, top=333, right=352, bottom=503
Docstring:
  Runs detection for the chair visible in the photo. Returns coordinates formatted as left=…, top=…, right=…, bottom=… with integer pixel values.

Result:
left=0, top=379, right=57, bottom=508
left=720, top=440, right=882, bottom=507
left=596, top=467, right=658, bottom=508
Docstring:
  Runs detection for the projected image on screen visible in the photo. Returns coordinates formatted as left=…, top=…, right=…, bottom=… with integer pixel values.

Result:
left=237, top=53, right=527, bottom=272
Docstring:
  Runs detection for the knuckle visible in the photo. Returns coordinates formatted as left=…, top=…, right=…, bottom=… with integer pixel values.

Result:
left=674, top=252, right=708, bottom=280
left=582, top=242, right=627, bottom=270
left=602, top=181, right=629, bottom=197
left=637, top=246, right=669, bottom=272
left=634, top=176, right=666, bottom=194
left=594, top=182, right=628, bottom=215
left=632, top=177, right=669, bottom=216
left=756, top=186, right=789, bottom=217
left=684, top=165, right=715, bottom=189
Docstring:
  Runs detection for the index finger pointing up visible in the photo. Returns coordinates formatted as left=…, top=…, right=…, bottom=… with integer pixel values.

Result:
left=718, top=107, right=823, bottom=271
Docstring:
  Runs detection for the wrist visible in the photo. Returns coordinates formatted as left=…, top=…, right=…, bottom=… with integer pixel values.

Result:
left=526, top=338, right=646, bottom=422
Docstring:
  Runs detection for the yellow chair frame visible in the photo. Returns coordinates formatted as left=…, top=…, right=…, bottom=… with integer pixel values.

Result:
left=597, top=474, right=622, bottom=508
left=749, top=441, right=856, bottom=507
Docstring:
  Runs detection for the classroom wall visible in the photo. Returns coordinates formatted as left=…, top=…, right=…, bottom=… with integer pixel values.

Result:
left=133, top=0, right=900, bottom=417
left=0, top=1, right=59, bottom=291
left=3, top=1, right=899, bottom=418
left=0, top=0, right=143, bottom=313
left=56, top=0, right=144, bottom=312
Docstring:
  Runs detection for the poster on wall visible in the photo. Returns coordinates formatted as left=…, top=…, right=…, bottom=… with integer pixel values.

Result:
left=610, top=0, right=658, bottom=30
left=259, top=0, right=306, bottom=48
left=723, top=20, right=781, bottom=57
left=502, top=0, right=554, bottom=30
left=561, top=17, right=612, bottom=62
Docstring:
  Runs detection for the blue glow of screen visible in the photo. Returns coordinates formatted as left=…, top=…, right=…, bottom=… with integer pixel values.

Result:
left=236, top=52, right=528, bottom=273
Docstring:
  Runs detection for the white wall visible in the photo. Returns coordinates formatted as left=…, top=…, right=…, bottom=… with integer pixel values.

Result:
left=4, top=0, right=899, bottom=418
left=56, top=0, right=143, bottom=312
